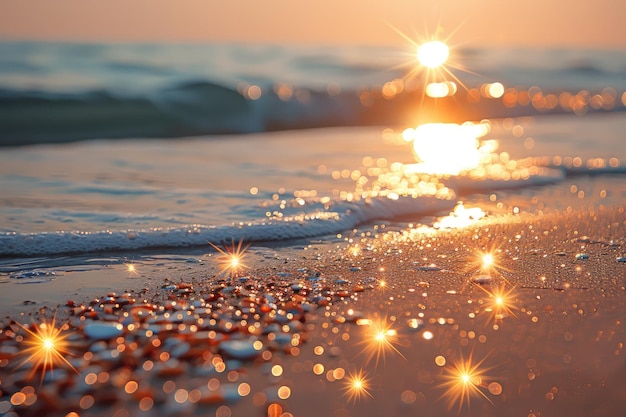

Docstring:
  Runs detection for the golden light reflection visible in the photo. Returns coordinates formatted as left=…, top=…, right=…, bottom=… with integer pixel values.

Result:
left=209, top=239, right=249, bottom=281
left=16, top=314, right=77, bottom=382
left=433, top=202, right=486, bottom=229
left=438, top=351, right=493, bottom=412
left=425, top=81, right=457, bottom=98
left=402, top=121, right=492, bottom=175
left=359, top=316, right=405, bottom=368
left=342, top=369, right=373, bottom=404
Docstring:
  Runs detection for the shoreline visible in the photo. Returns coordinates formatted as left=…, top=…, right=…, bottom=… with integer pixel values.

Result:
left=1, top=205, right=624, bottom=416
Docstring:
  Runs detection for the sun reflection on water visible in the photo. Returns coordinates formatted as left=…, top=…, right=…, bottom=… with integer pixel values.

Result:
left=402, top=121, right=493, bottom=175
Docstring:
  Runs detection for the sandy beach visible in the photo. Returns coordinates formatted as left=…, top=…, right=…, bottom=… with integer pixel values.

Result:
left=1, top=201, right=624, bottom=417
left=3, top=2, right=626, bottom=416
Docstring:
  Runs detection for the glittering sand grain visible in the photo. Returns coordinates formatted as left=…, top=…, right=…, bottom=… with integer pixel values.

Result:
left=1, top=206, right=625, bottom=417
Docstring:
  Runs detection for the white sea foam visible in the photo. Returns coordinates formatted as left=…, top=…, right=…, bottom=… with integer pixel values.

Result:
left=0, top=195, right=457, bottom=257
left=0, top=164, right=574, bottom=258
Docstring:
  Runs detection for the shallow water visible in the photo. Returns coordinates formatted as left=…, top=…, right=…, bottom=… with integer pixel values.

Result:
left=0, top=113, right=626, bottom=256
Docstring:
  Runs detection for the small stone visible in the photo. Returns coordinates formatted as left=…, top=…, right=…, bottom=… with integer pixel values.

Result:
left=575, top=253, right=589, bottom=260
left=471, top=275, right=492, bottom=284
left=84, top=321, right=124, bottom=340
left=418, top=264, right=442, bottom=271
left=220, top=339, right=261, bottom=360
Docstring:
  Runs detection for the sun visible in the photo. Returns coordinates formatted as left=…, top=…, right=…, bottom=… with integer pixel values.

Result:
left=417, top=40, right=449, bottom=68
left=386, top=20, right=475, bottom=101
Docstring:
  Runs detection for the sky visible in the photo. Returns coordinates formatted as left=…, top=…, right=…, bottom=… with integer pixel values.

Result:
left=1, top=0, right=625, bottom=48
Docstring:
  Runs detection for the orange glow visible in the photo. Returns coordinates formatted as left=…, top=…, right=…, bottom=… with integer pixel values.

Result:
left=1, top=2, right=625, bottom=49
left=417, top=41, right=449, bottom=68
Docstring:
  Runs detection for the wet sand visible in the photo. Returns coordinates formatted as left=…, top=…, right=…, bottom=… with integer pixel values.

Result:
left=1, top=205, right=624, bottom=417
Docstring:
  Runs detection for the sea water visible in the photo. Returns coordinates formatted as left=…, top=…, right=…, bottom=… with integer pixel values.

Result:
left=0, top=41, right=625, bottom=260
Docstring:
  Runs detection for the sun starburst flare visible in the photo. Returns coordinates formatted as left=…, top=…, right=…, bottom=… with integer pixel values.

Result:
left=387, top=19, right=475, bottom=102
left=16, top=314, right=77, bottom=382
left=342, top=369, right=373, bottom=404
left=461, top=247, right=512, bottom=283
left=438, top=351, right=495, bottom=413
left=125, top=262, right=139, bottom=277
left=209, top=239, right=249, bottom=282
left=358, top=316, right=406, bottom=368
left=477, top=284, right=519, bottom=324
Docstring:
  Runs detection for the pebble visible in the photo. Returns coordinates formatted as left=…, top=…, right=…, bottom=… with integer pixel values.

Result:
left=220, top=339, right=261, bottom=360
left=84, top=321, right=124, bottom=340
left=418, top=264, right=442, bottom=271
left=575, top=253, right=589, bottom=260
left=617, top=257, right=626, bottom=263
left=471, top=275, right=492, bottom=284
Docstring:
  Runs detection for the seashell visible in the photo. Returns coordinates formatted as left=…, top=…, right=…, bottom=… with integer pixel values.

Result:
left=84, top=321, right=124, bottom=340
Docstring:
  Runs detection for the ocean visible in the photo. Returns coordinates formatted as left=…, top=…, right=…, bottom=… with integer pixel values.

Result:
left=0, top=41, right=625, bottom=263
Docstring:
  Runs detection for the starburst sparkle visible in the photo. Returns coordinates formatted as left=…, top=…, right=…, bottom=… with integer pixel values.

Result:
left=342, top=369, right=373, bottom=404
left=359, top=316, right=405, bottom=368
left=16, top=314, right=77, bottom=382
left=209, top=239, right=249, bottom=280
left=439, top=351, right=493, bottom=412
